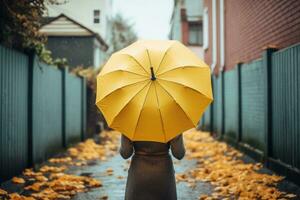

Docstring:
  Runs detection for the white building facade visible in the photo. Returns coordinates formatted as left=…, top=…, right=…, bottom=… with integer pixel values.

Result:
left=45, top=0, right=112, bottom=40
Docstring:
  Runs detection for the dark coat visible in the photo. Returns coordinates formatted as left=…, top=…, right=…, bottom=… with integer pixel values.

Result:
left=119, top=134, right=186, bottom=200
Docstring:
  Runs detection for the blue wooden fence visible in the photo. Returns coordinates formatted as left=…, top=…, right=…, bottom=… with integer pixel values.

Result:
left=31, top=59, right=64, bottom=164
left=223, top=67, right=239, bottom=142
left=0, top=45, right=87, bottom=181
left=0, top=46, right=29, bottom=181
left=241, top=59, right=266, bottom=152
left=212, top=75, right=223, bottom=136
left=65, top=72, right=84, bottom=145
left=200, top=43, right=300, bottom=185
left=271, top=45, right=300, bottom=171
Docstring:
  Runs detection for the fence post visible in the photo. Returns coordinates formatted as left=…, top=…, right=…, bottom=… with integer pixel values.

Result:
left=81, top=77, right=87, bottom=141
left=237, top=62, right=242, bottom=143
left=209, top=105, right=213, bottom=133
left=27, top=51, right=35, bottom=167
left=221, top=70, right=225, bottom=138
left=262, top=48, right=277, bottom=165
left=210, top=75, right=214, bottom=134
left=62, top=67, right=67, bottom=148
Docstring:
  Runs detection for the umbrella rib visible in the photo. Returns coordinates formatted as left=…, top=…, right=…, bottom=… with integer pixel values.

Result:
left=109, top=81, right=151, bottom=127
left=100, top=69, right=148, bottom=77
left=132, top=82, right=152, bottom=140
left=155, top=42, right=175, bottom=74
left=158, top=78, right=213, bottom=101
left=121, top=53, right=149, bottom=75
left=146, top=49, right=152, bottom=67
left=96, top=79, right=149, bottom=102
left=156, top=81, right=196, bottom=126
left=153, top=82, right=167, bottom=142
left=156, top=65, right=205, bottom=76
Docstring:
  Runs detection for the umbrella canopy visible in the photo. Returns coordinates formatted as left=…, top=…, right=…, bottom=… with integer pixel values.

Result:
left=96, top=40, right=213, bottom=143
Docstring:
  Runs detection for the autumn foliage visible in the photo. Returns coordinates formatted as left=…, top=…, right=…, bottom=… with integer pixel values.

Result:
left=0, top=130, right=297, bottom=199
left=0, top=131, right=119, bottom=200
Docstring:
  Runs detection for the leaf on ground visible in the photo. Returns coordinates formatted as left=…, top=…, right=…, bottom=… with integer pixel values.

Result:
left=24, top=182, right=44, bottom=192
left=285, top=194, right=297, bottom=198
left=23, top=169, right=43, bottom=177
left=49, top=157, right=72, bottom=164
left=9, top=193, right=35, bottom=200
left=35, top=175, right=48, bottom=182
left=100, top=195, right=108, bottom=200
left=181, top=129, right=292, bottom=199
left=0, top=188, right=8, bottom=195
left=106, top=168, right=114, bottom=176
left=39, top=165, right=67, bottom=173
left=12, top=177, right=25, bottom=184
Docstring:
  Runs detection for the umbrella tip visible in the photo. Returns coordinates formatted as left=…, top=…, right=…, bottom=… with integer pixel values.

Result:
left=150, top=67, right=156, bottom=81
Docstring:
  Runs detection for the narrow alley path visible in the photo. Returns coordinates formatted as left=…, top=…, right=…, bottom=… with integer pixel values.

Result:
left=1, top=130, right=299, bottom=200
left=71, top=143, right=212, bottom=200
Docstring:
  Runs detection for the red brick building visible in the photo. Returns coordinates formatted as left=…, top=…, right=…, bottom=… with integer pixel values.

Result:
left=169, top=0, right=204, bottom=59
left=204, top=0, right=300, bottom=74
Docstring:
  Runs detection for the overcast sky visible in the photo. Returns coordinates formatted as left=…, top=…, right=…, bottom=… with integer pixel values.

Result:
left=112, top=0, right=174, bottom=40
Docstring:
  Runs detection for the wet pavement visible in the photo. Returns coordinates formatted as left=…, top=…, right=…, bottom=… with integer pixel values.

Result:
left=72, top=154, right=212, bottom=200
left=1, top=130, right=300, bottom=200
left=69, top=150, right=300, bottom=200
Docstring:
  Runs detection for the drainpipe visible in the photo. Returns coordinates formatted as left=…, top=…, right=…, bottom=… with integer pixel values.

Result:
left=219, top=0, right=225, bottom=71
left=211, top=0, right=217, bottom=73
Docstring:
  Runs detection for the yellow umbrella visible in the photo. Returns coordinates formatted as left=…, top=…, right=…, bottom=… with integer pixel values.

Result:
left=96, top=40, right=213, bottom=143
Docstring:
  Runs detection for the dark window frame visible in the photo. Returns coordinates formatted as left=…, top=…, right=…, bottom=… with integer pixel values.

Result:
left=93, top=9, right=100, bottom=24
left=188, top=22, right=203, bottom=46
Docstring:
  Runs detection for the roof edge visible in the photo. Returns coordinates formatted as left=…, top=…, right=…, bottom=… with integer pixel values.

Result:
left=40, top=13, right=108, bottom=50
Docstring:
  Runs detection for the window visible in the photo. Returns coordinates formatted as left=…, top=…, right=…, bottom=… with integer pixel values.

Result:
left=188, top=23, right=203, bottom=45
left=94, top=10, right=100, bottom=24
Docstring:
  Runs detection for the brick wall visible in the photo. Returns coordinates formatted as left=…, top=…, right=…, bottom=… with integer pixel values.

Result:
left=225, top=0, right=300, bottom=70
left=180, top=9, right=189, bottom=45
left=204, top=0, right=300, bottom=72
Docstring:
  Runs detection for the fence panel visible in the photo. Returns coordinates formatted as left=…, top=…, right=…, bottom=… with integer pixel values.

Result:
left=65, top=73, right=83, bottom=145
left=81, top=78, right=87, bottom=140
left=32, top=60, right=63, bottom=164
left=212, top=75, right=223, bottom=136
left=202, top=105, right=211, bottom=131
left=241, top=59, right=266, bottom=151
left=0, top=46, right=29, bottom=181
left=224, top=67, right=239, bottom=141
left=271, top=45, right=300, bottom=169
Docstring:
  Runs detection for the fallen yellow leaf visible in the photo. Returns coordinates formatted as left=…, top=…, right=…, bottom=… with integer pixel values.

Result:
left=181, top=130, right=286, bottom=199
left=285, top=194, right=297, bottom=198
left=12, top=177, right=25, bottom=184
left=0, top=188, right=8, bottom=195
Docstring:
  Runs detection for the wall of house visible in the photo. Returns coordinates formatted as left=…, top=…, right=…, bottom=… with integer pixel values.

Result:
left=93, top=38, right=106, bottom=68
left=170, top=0, right=204, bottom=59
left=46, top=0, right=112, bottom=39
left=189, top=46, right=204, bottom=59
left=204, top=0, right=300, bottom=72
left=169, top=2, right=182, bottom=41
left=40, top=15, right=92, bottom=36
left=185, top=0, right=203, bottom=17
left=225, top=0, right=300, bottom=70
left=46, top=36, right=95, bottom=68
